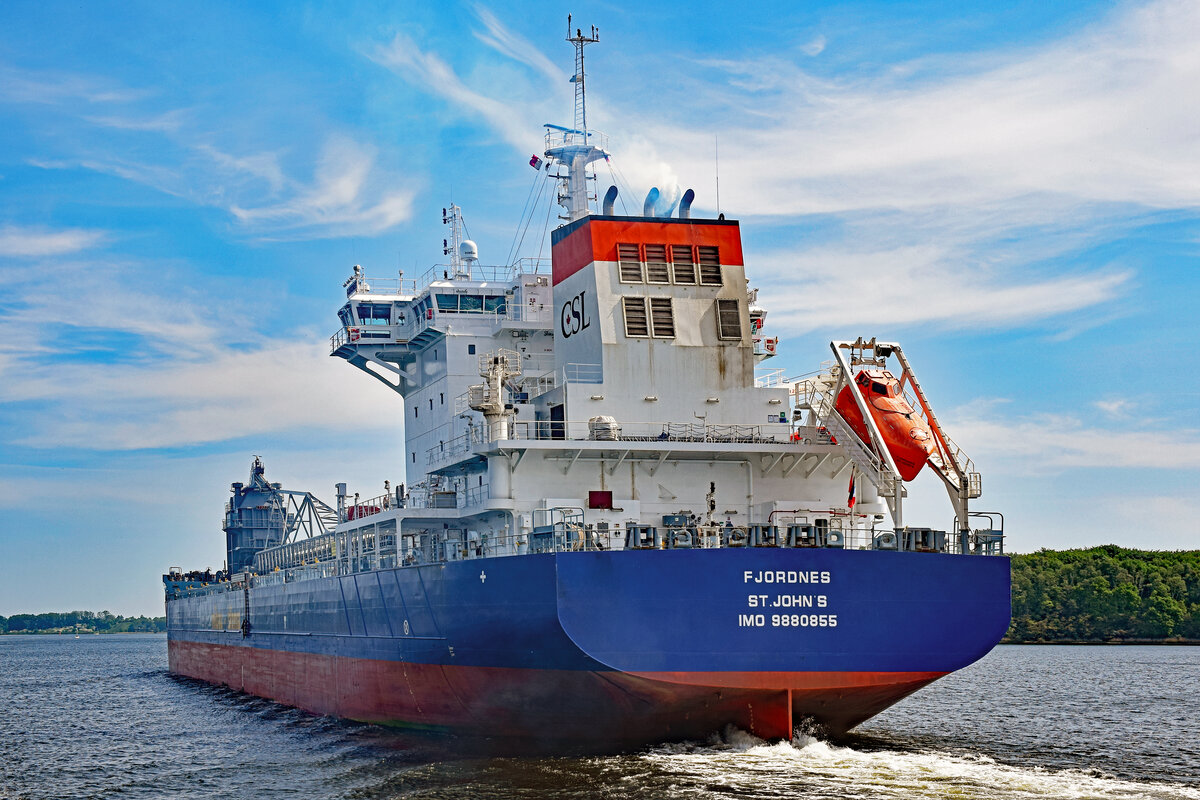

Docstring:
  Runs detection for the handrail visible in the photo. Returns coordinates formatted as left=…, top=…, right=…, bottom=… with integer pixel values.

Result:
left=166, top=517, right=1004, bottom=601
left=502, top=419, right=796, bottom=444
left=346, top=259, right=548, bottom=299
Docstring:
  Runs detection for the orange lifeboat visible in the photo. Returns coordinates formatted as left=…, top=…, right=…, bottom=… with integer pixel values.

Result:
left=835, top=369, right=935, bottom=481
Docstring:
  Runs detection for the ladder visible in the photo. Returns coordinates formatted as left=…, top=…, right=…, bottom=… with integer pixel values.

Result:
left=792, top=371, right=899, bottom=499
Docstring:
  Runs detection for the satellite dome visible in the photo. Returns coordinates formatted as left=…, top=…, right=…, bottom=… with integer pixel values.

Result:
left=459, top=240, right=479, bottom=262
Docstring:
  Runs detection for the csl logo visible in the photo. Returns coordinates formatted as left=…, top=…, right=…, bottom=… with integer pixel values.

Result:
left=560, top=290, right=592, bottom=338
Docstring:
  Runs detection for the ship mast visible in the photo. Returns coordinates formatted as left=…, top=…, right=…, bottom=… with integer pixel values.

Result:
left=544, top=18, right=608, bottom=222
left=442, top=203, right=471, bottom=279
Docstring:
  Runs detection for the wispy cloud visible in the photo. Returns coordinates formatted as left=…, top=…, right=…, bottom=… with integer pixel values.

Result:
left=193, top=144, right=286, bottom=193
left=7, top=61, right=417, bottom=239
left=649, top=0, right=1200, bottom=218
left=0, top=62, right=149, bottom=105
left=1094, top=398, right=1135, bottom=418
left=228, top=135, right=415, bottom=238
left=3, top=337, right=400, bottom=450
left=800, top=35, right=826, bottom=57
left=0, top=255, right=401, bottom=449
left=0, top=258, right=229, bottom=362
left=83, top=109, right=187, bottom=133
left=954, top=411, right=1200, bottom=472
left=370, top=32, right=549, bottom=151
left=750, top=242, right=1132, bottom=334
left=0, top=224, right=107, bottom=257
left=473, top=6, right=566, bottom=84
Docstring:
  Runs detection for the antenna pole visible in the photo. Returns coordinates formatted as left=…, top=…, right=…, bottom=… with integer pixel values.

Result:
left=715, top=134, right=721, bottom=215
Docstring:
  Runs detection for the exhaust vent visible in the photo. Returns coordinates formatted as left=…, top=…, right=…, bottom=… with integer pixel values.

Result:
left=603, top=185, right=618, bottom=215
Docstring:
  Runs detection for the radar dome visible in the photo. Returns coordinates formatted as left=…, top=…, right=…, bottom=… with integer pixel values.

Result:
left=459, top=240, right=479, bottom=262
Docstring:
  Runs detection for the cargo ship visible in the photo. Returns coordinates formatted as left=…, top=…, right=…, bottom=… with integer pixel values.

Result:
left=164, top=26, right=1010, bottom=747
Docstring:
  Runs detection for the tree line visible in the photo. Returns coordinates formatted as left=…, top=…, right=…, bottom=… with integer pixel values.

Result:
left=0, top=610, right=166, bottom=634
left=1007, top=546, right=1200, bottom=642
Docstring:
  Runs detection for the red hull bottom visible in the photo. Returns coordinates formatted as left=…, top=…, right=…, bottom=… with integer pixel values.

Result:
left=169, top=640, right=943, bottom=744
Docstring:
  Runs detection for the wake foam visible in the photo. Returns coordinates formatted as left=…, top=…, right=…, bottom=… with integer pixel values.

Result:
left=639, top=727, right=1200, bottom=799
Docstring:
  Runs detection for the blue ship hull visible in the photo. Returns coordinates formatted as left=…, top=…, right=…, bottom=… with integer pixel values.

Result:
left=167, top=548, right=1010, bottom=744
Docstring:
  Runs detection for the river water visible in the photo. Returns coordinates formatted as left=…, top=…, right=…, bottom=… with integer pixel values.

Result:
left=1, top=635, right=1197, bottom=799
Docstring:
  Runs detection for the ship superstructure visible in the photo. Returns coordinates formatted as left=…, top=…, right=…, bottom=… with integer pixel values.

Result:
left=164, top=27, right=1010, bottom=746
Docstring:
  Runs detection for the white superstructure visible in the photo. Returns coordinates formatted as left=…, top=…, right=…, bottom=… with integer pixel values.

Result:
left=299, top=27, right=997, bottom=579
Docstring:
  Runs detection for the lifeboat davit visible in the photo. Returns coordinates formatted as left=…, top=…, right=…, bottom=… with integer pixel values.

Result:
left=835, top=369, right=935, bottom=481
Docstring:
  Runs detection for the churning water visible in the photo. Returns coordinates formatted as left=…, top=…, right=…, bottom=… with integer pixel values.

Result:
left=1, top=635, right=1197, bottom=799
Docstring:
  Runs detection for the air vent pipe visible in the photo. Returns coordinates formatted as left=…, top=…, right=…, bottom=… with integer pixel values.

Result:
left=603, top=185, right=618, bottom=215
left=643, top=187, right=660, bottom=217
left=678, top=189, right=695, bottom=219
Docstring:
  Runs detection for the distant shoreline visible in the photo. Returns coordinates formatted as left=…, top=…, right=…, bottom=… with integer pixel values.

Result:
left=0, top=630, right=166, bottom=636
left=1, top=611, right=166, bottom=635
left=1002, top=638, right=1200, bottom=646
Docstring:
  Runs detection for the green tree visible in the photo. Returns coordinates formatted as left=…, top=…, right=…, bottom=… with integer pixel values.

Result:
left=1006, top=546, right=1200, bottom=642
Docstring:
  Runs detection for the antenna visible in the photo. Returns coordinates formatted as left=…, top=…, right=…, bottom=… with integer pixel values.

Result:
left=567, top=21, right=600, bottom=142
left=442, top=203, right=469, bottom=277
left=715, top=134, right=721, bottom=216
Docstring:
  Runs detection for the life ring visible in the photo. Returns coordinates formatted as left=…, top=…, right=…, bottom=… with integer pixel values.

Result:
left=348, top=327, right=361, bottom=342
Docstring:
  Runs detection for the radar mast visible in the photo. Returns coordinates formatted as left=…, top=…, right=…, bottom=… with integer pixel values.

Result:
left=544, top=19, right=609, bottom=222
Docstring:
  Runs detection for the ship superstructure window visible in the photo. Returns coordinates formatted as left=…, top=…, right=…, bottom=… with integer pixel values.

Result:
left=618, top=243, right=643, bottom=283
left=622, top=297, right=650, bottom=337
left=716, top=299, right=741, bottom=340
left=645, top=245, right=670, bottom=284
left=698, top=246, right=722, bottom=285
left=671, top=245, right=696, bottom=284
left=356, top=303, right=391, bottom=324
left=434, top=294, right=508, bottom=314
left=649, top=297, right=675, bottom=338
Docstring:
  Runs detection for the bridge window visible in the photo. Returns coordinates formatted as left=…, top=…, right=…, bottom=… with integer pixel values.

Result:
left=645, top=245, right=670, bottom=283
left=618, top=243, right=643, bottom=283
left=671, top=246, right=696, bottom=284
left=716, top=299, right=741, bottom=340
left=436, top=294, right=459, bottom=311
left=356, top=303, right=391, bottom=324
left=622, top=297, right=649, bottom=337
left=698, top=247, right=722, bottom=285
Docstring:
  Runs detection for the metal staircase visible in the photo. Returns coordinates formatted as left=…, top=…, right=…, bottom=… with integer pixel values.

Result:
left=791, top=370, right=900, bottom=502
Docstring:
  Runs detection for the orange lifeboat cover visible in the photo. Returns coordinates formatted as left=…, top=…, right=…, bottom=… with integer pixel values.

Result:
left=834, top=369, right=935, bottom=482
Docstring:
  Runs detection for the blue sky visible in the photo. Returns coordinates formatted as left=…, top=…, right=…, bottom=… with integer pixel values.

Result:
left=1, top=0, right=1197, bottom=616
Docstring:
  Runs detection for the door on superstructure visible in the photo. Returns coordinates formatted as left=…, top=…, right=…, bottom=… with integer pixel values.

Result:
left=550, top=404, right=565, bottom=441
